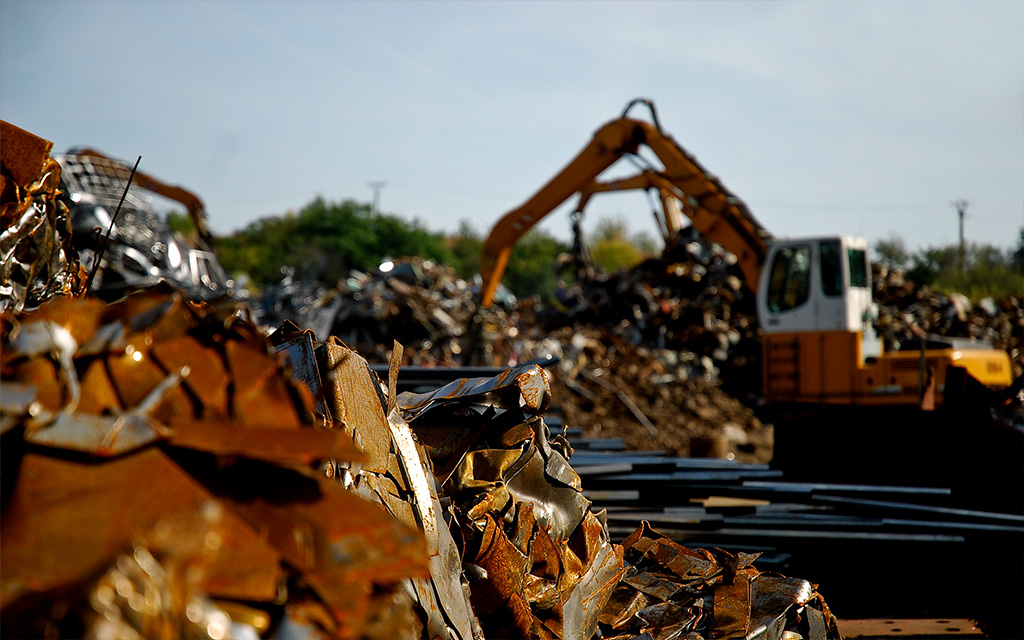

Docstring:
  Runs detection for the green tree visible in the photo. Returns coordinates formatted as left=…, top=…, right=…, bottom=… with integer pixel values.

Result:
left=1012, top=228, right=1024, bottom=273
left=215, top=197, right=454, bottom=288
left=900, top=238, right=1021, bottom=299
left=448, top=220, right=483, bottom=279
left=165, top=210, right=196, bottom=234
left=631, top=229, right=658, bottom=257
left=502, top=229, right=569, bottom=305
left=588, top=215, right=649, bottom=272
left=874, top=235, right=910, bottom=270
left=907, top=245, right=957, bottom=286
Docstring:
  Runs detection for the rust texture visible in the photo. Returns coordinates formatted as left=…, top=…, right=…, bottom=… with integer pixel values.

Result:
left=1, top=290, right=427, bottom=639
left=598, top=523, right=840, bottom=640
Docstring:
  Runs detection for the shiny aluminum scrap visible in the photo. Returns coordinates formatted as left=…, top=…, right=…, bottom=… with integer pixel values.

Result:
left=55, top=149, right=231, bottom=301
left=0, top=120, right=82, bottom=313
left=0, top=289, right=430, bottom=639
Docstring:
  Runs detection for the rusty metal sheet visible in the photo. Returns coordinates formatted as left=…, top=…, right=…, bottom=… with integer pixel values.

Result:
left=280, top=477, right=430, bottom=592
left=745, top=575, right=816, bottom=640
left=562, top=512, right=625, bottom=639
left=23, top=411, right=163, bottom=456
left=710, top=572, right=750, bottom=639
left=22, top=295, right=108, bottom=348
left=0, top=122, right=78, bottom=313
left=321, top=337, right=392, bottom=473
left=106, top=343, right=189, bottom=414
left=76, top=357, right=122, bottom=415
left=0, top=120, right=53, bottom=189
left=464, top=513, right=534, bottom=635
left=598, top=520, right=841, bottom=640
left=397, top=363, right=551, bottom=421
left=22, top=365, right=188, bottom=456
left=622, top=571, right=683, bottom=602
left=10, top=356, right=63, bottom=412
left=330, top=343, right=484, bottom=640
left=166, top=419, right=366, bottom=464
left=0, top=449, right=281, bottom=606
left=504, top=443, right=590, bottom=540
left=837, top=618, right=983, bottom=638
left=151, top=334, right=230, bottom=418
left=225, top=338, right=304, bottom=427
left=0, top=381, right=34, bottom=434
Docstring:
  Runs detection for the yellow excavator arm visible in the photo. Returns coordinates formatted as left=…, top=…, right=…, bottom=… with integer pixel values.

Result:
left=574, top=170, right=689, bottom=242
left=480, top=100, right=771, bottom=306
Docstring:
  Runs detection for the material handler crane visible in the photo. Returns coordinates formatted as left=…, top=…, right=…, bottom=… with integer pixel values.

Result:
left=480, top=99, right=1014, bottom=412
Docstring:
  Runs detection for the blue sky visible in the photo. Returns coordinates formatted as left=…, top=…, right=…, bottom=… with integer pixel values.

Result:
left=2, top=0, right=1022, bottom=254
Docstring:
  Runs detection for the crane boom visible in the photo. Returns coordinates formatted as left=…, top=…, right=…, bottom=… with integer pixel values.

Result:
left=480, top=102, right=770, bottom=306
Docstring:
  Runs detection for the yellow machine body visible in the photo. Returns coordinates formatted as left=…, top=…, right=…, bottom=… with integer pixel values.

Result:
left=763, top=331, right=1013, bottom=406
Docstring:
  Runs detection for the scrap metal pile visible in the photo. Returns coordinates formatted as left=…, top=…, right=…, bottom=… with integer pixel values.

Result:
left=0, top=290, right=840, bottom=639
left=253, top=250, right=775, bottom=462
left=1, top=129, right=842, bottom=639
left=1, top=291, right=429, bottom=639
left=253, top=232, right=1023, bottom=464
left=54, top=148, right=232, bottom=303
left=871, top=264, right=1023, bottom=379
left=547, top=231, right=762, bottom=390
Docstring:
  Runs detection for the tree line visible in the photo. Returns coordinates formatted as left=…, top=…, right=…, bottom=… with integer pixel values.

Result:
left=198, top=197, right=1022, bottom=304
left=210, top=197, right=571, bottom=304
left=874, top=231, right=1023, bottom=300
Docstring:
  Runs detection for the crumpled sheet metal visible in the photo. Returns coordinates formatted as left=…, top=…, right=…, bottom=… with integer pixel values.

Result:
left=0, top=120, right=81, bottom=313
left=597, top=522, right=841, bottom=640
left=0, top=291, right=339, bottom=456
left=396, top=362, right=552, bottom=422
left=276, top=329, right=626, bottom=639
left=1, top=288, right=429, bottom=639
left=400, top=364, right=622, bottom=640
left=310, top=350, right=838, bottom=640
left=3, top=282, right=844, bottom=638
left=275, top=329, right=482, bottom=640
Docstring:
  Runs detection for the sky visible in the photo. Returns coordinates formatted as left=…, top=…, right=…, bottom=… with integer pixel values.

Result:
left=2, top=0, right=1022, bottom=256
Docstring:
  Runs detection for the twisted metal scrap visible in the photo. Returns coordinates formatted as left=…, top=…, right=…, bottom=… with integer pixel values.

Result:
left=1, top=289, right=429, bottom=639
left=598, top=522, right=841, bottom=640
left=0, top=121, right=81, bottom=313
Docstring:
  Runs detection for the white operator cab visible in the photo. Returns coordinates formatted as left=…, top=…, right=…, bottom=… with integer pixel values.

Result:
left=756, top=235, right=881, bottom=361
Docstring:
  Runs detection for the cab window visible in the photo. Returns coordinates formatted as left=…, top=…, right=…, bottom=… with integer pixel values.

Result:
left=820, top=240, right=842, bottom=297
left=767, top=245, right=811, bottom=312
left=847, top=248, right=868, bottom=288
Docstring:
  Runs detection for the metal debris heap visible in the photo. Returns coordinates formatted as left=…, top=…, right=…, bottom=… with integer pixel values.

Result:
left=1, top=123, right=841, bottom=639
left=1, top=286, right=840, bottom=639
left=1, top=291, right=428, bottom=639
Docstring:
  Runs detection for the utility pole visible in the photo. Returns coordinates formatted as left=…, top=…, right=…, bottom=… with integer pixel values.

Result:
left=953, top=199, right=970, bottom=271
left=368, top=181, right=387, bottom=215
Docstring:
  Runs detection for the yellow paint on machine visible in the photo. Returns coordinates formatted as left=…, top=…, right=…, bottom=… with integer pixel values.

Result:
left=762, top=331, right=1012, bottom=406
